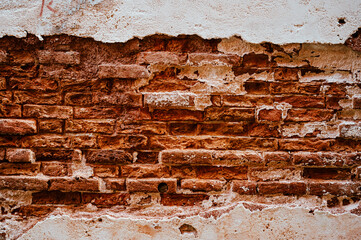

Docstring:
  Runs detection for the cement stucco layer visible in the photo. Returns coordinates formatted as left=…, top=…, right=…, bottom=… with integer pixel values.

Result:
left=0, top=0, right=360, bottom=44
left=18, top=204, right=361, bottom=240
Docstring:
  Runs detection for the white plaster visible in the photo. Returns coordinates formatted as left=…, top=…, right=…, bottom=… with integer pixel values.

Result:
left=0, top=0, right=360, bottom=44
left=18, top=204, right=361, bottom=240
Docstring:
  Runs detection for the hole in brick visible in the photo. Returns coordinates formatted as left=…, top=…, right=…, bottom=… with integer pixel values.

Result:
left=158, top=182, right=168, bottom=193
left=338, top=18, right=346, bottom=25
left=179, top=224, right=198, bottom=237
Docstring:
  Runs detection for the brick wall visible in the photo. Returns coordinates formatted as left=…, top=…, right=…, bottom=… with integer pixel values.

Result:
left=0, top=34, right=361, bottom=221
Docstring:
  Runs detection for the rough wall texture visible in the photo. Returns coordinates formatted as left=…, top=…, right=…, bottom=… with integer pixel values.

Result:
left=0, top=34, right=361, bottom=239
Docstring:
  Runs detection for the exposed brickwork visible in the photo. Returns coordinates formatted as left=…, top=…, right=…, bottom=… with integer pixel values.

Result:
left=0, top=34, right=360, bottom=221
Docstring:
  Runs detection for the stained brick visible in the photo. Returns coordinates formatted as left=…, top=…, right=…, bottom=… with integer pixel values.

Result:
left=275, top=96, right=324, bottom=108
left=41, top=162, right=68, bottom=176
left=104, top=178, right=126, bottom=191
left=6, top=148, right=35, bottom=163
left=181, top=179, right=225, bottom=192
left=232, top=181, right=257, bottom=194
left=285, top=109, right=334, bottom=122
left=38, top=51, right=80, bottom=65
left=127, top=178, right=177, bottom=193
left=121, top=164, right=170, bottom=178
left=0, top=119, right=36, bottom=135
left=309, top=182, right=361, bottom=196
left=258, top=109, right=282, bottom=121
left=24, top=105, right=73, bottom=119
left=0, top=176, right=48, bottom=190
left=160, top=194, right=209, bottom=206
left=258, top=182, right=306, bottom=195
left=98, top=64, right=150, bottom=79
left=205, top=107, right=254, bottom=121
left=32, top=191, right=81, bottom=205
left=49, top=178, right=99, bottom=192
left=0, top=163, right=40, bottom=176
left=65, top=119, right=115, bottom=134
left=274, top=68, right=299, bottom=81
left=303, top=168, right=351, bottom=180
left=82, top=193, right=130, bottom=206
left=84, top=150, right=132, bottom=165
left=137, top=52, right=187, bottom=65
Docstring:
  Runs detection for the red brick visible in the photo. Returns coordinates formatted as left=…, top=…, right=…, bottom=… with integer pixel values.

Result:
left=232, top=181, right=257, bottom=194
left=93, top=165, right=119, bottom=177
left=147, top=135, right=202, bottom=149
left=160, top=194, right=209, bottom=206
left=64, top=92, right=93, bottom=106
left=171, top=166, right=248, bottom=180
left=285, top=109, right=334, bottom=122
left=212, top=151, right=263, bottom=166
left=205, top=108, right=254, bottom=121
left=104, top=178, right=126, bottom=191
left=0, top=104, right=21, bottom=117
left=0, top=119, right=36, bottom=135
left=258, top=182, right=306, bottom=195
left=293, top=152, right=344, bottom=166
left=169, top=123, right=198, bottom=135
left=331, top=138, right=361, bottom=152
left=340, top=124, right=361, bottom=139
left=117, top=122, right=167, bottom=135
left=41, top=162, right=68, bottom=176
left=258, top=109, right=282, bottom=121
left=345, top=153, right=361, bottom=166
left=6, top=148, right=35, bottom=163
left=49, top=178, right=99, bottom=192
left=14, top=205, right=54, bottom=217
left=84, top=150, right=132, bottom=165
left=161, top=150, right=213, bottom=165
left=326, top=96, right=344, bottom=110
left=303, top=168, right=351, bottom=180
left=32, top=191, right=81, bottom=205
left=121, top=165, right=170, bottom=178
left=274, top=68, right=299, bottom=81
left=9, top=77, right=58, bottom=91
left=0, top=176, right=48, bottom=190
left=38, top=50, right=80, bottom=65
left=244, top=81, right=270, bottom=94
left=264, top=152, right=291, bottom=166
left=298, top=82, right=322, bottom=95
left=127, top=178, right=177, bottom=193
left=275, top=96, right=324, bottom=108
left=152, top=109, right=203, bottom=121
left=270, top=82, right=298, bottom=94
left=188, top=53, right=241, bottom=66
left=0, top=163, right=40, bottom=176
left=279, top=139, right=332, bottom=151
left=9, top=51, right=35, bottom=64
left=202, top=137, right=277, bottom=151
left=222, top=96, right=273, bottom=107
left=65, top=119, right=115, bottom=134
left=198, top=123, right=247, bottom=136
left=14, top=91, right=62, bottom=105
left=309, top=182, right=361, bottom=196
left=61, top=79, right=109, bottom=92
left=22, top=135, right=70, bottom=150
left=245, top=123, right=280, bottom=137
left=0, top=149, right=5, bottom=161
left=144, top=93, right=194, bottom=109
left=324, top=83, right=347, bottom=96
left=181, top=179, right=225, bottom=191
left=98, top=135, right=147, bottom=149
left=39, top=119, right=63, bottom=133
left=74, top=107, right=122, bottom=119
left=135, top=151, right=159, bottom=164
left=242, top=53, right=272, bottom=68
left=93, top=93, right=142, bottom=107
left=137, top=52, right=187, bottom=65
left=82, top=193, right=130, bottom=206
left=23, top=105, right=73, bottom=119
left=71, top=134, right=98, bottom=148
left=35, top=149, right=75, bottom=162
left=98, top=64, right=150, bottom=79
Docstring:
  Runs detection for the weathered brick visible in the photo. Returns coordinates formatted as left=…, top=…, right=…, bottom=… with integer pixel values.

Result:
left=6, top=148, right=35, bottom=163
left=32, top=191, right=81, bottom=205
left=82, top=193, right=130, bottom=206
left=93, top=165, right=119, bottom=177
left=338, top=109, right=361, bottom=120
left=144, top=93, right=195, bottom=109
left=21, top=135, right=71, bottom=148
left=9, top=51, right=34, bottom=64
left=264, top=152, right=291, bottom=166
left=14, top=91, right=62, bottom=105
left=84, top=150, right=132, bottom=165
left=188, top=53, right=241, bottom=66
left=41, top=162, right=68, bottom=176
left=49, top=178, right=99, bottom=192
left=0, top=176, right=48, bottom=190
left=205, top=107, right=254, bottom=121
left=340, top=124, right=361, bottom=139
left=212, top=151, right=263, bottom=166
left=246, top=123, right=280, bottom=137
left=38, top=50, right=80, bottom=65
left=0, top=148, right=5, bottom=161
left=71, top=134, right=98, bottom=148
left=134, top=151, right=159, bottom=164
left=23, top=105, right=73, bottom=119
left=181, top=179, right=225, bottom=192
left=9, top=77, right=58, bottom=91
left=65, top=119, right=115, bottom=134
left=14, top=205, right=55, bottom=217
left=275, top=96, right=324, bottom=108
left=121, top=164, right=170, bottom=178
left=93, top=93, right=142, bottom=107
left=117, top=122, right=167, bottom=135
left=222, top=96, right=273, bottom=107
left=35, top=149, right=75, bottom=162
left=198, top=123, right=247, bottom=136
left=152, top=109, right=203, bottom=121
left=274, top=68, right=299, bottom=81
left=242, top=53, right=272, bottom=68
left=0, top=119, right=36, bottom=135
left=279, top=139, right=332, bottom=151
left=326, top=96, right=344, bottom=110
left=98, top=64, right=150, bottom=79
left=309, top=182, right=361, bottom=196
left=258, top=109, right=282, bottom=121
left=171, top=166, right=248, bottom=180
left=74, top=107, right=122, bottom=119
left=0, top=163, right=40, bottom=176
left=169, top=122, right=198, bottom=135
left=258, top=182, right=306, bottom=195
left=39, top=119, right=63, bottom=133
left=293, top=152, right=344, bottom=166
left=127, top=178, right=177, bottom=193
left=202, top=137, right=277, bottom=151
left=249, top=167, right=301, bottom=182
left=353, top=96, right=361, bottom=109
left=137, top=52, right=187, bottom=65
left=285, top=109, right=334, bottom=122
left=64, top=92, right=93, bottom=106
left=232, top=180, right=257, bottom=194
left=104, top=178, right=126, bottom=191
left=0, top=104, right=21, bottom=117
left=161, top=150, right=213, bottom=165
left=303, top=168, right=351, bottom=180
left=244, top=81, right=270, bottom=94
left=98, top=135, right=147, bottom=149
left=160, top=194, right=209, bottom=206
left=270, top=82, right=298, bottom=94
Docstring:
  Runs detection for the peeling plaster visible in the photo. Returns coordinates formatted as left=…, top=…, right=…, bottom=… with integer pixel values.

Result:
left=0, top=0, right=360, bottom=44
left=18, top=204, right=361, bottom=240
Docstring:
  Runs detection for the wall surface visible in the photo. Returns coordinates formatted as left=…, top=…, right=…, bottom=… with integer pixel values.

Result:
left=0, top=0, right=360, bottom=44
left=1, top=1, right=361, bottom=240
